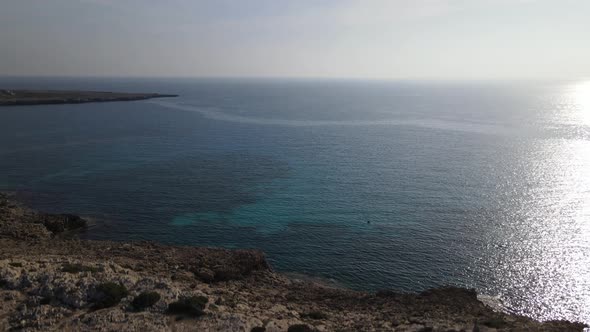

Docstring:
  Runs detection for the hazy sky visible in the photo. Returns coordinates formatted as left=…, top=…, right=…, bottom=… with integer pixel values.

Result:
left=1, top=0, right=589, bottom=79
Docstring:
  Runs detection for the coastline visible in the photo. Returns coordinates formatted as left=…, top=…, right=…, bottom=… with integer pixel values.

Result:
left=0, top=89, right=178, bottom=106
left=0, top=192, right=586, bottom=331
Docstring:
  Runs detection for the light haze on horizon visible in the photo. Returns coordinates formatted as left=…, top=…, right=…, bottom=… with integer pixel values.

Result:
left=1, top=0, right=589, bottom=80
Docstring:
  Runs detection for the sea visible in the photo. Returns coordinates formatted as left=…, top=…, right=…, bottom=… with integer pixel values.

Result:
left=0, top=77, right=589, bottom=324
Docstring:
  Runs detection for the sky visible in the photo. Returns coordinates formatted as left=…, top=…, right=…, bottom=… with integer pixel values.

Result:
left=0, top=0, right=589, bottom=80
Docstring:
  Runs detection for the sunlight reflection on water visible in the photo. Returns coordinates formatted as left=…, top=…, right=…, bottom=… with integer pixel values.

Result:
left=487, top=83, right=590, bottom=324
left=571, top=81, right=590, bottom=126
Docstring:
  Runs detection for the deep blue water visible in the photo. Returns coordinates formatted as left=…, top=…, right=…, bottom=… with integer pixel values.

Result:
left=1, top=77, right=589, bottom=324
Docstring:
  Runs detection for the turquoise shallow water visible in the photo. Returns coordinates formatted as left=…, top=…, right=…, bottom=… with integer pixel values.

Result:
left=1, top=77, right=589, bottom=324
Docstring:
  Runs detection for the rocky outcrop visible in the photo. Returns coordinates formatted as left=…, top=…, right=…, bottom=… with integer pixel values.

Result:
left=37, top=213, right=87, bottom=234
left=0, top=193, right=87, bottom=239
left=0, top=193, right=586, bottom=331
left=191, top=249, right=271, bottom=283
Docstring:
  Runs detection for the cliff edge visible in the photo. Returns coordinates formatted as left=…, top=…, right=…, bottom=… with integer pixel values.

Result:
left=0, top=193, right=585, bottom=331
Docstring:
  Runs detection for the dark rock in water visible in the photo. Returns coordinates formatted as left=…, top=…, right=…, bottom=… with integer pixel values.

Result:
left=36, top=213, right=87, bottom=234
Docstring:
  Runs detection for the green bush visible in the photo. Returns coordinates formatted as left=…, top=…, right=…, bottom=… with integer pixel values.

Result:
left=167, top=296, right=208, bottom=317
left=93, top=282, right=129, bottom=309
left=62, top=263, right=100, bottom=274
left=131, top=291, right=161, bottom=310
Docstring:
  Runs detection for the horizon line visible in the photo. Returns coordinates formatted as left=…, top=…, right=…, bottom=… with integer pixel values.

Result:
left=0, top=74, right=588, bottom=83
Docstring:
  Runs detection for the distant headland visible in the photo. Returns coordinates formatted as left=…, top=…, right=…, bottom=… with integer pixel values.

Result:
left=0, top=89, right=178, bottom=106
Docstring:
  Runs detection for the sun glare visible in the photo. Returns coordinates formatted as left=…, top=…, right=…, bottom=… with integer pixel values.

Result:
left=571, top=81, right=590, bottom=125
left=573, top=81, right=590, bottom=101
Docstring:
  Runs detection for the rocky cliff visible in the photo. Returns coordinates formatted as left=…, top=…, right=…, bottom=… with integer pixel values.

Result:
left=0, top=193, right=585, bottom=331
